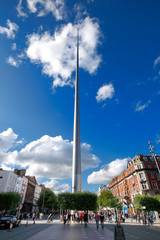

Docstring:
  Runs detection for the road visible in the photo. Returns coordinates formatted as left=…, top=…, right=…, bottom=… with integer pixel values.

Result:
left=0, top=221, right=160, bottom=240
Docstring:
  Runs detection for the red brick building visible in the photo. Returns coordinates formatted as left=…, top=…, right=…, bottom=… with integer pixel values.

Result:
left=108, top=155, right=160, bottom=214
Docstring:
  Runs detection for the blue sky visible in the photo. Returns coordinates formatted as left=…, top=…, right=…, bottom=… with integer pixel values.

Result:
left=0, top=0, right=160, bottom=194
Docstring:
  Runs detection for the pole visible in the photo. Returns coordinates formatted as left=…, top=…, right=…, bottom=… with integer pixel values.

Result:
left=42, top=190, right=45, bottom=213
left=148, top=140, right=160, bottom=173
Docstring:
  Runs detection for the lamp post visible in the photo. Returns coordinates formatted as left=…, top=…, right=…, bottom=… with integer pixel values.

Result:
left=42, top=190, right=45, bottom=213
left=148, top=140, right=160, bottom=173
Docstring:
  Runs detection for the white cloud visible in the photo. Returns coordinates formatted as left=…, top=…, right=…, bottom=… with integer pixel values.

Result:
left=135, top=100, right=151, bottom=112
left=12, top=43, right=17, bottom=51
left=96, top=83, right=115, bottom=102
left=156, top=134, right=160, bottom=144
left=87, top=158, right=130, bottom=184
left=41, top=179, right=70, bottom=195
left=154, top=56, right=160, bottom=68
left=7, top=56, right=21, bottom=68
left=0, top=133, right=100, bottom=180
left=0, top=20, right=19, bottom=39
left=0, top=128, right=18, bottom=152
left=26, top=17, right=101, bottom=88
left=17, top=0, right=65, bottom=20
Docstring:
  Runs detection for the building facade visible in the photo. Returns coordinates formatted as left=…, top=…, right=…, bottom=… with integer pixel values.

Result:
left=0, top=169, right=18, bottom=192
left=108, top=155, right=160, bottom=214
left=23, top=176, right=37, bottom=212
left=32, top=184, right=42, bottom=212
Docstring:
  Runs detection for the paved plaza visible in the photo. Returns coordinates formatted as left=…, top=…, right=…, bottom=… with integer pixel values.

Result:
left=0, top=220, right=160, bottom=240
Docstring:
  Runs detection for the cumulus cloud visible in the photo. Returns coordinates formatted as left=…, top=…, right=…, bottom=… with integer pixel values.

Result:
left=41, top=179, right=70, bottom=195
left=156, top=134, right=160, bottom=144
left=0, top=20, right=19, bottom=39
left=87, top=158, right=130, bottom=184
left=26, top=17, right=101, bottom=88
left=154, top=56, right=160, bottom=68
left=96, top=83, right=115, bottom=102
left=0, top=132, right=100, bottom=180
left=7, top=56, right=21, bottom=68
left=17, top=0, right=65, bottom=20
left=12, top=43, right=17, bottom=51
left=135, top=100, right=151, bottom=112
left=0, top=128, right=19, bottom=152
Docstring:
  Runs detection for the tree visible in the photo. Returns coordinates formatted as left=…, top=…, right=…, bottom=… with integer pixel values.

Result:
left=134, top=195, right=160, bottom=212
left=0, top=192, right=22, bottom=211
left=37, top=189, right=59, bottom=211
left=58, top=192, right=98, bottom=211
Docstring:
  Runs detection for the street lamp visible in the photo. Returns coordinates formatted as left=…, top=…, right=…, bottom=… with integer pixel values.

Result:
left=148, top=140, right=160, bottom=173
left=42, top=190, right=45, bottom=213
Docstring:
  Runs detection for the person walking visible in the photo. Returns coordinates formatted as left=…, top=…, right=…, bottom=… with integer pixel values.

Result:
left=114, top=219, right=126, bottom=240
left=79, top=212, right=83, bottom=224
left=83, top=212, right=88, bottom=227
left=95, top=212, right=99, bottom=229
left=99, top=212, right=104, bottom=229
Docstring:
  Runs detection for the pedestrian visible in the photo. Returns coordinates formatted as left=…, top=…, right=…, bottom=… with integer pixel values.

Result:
left=40, top=212, right=43, bottom=220
left=135, top=213, right=137, bottom=222
left=114, top=219, right=126, bottom=240
left=114, top=213, right=117, bottom=223
left=99, top=211, right=104, bottom=229
left=68, top=212, right=71, bottom=224
left=121, top=213, right=125, bottom=223
left=63, top=213, right=67, bottom=224
left=32, top=212, right=36, bottom=221
left=95, top=212, right=99, bottom=229
left=79, top=212, right=83, bottom=224
left=83, top=212, right=88, bottom=227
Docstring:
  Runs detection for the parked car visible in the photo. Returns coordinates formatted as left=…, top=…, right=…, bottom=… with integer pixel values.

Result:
left=0, top=216, right=21, bottom=229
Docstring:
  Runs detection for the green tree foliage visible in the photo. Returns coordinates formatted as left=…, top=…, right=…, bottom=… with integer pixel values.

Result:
left=97, top=190, right=122, bottom=210
left=0, top=192, right=22, bottom=211
left=58, top=192, right=97, bottom=211
left=134, top=195, right=160, bottom=212
left=37, top=189, right=59, bottom=210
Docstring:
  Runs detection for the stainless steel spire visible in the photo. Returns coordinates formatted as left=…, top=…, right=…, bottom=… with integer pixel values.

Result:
left=72, top=30, right=82, bottom=193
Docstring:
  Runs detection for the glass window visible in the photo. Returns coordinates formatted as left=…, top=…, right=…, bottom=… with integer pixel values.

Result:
left=137, top=165, right=141, bottom=169
left=141, top=183, right=147, bottom=190
left=155, top=165, right=158, bottom=169
left=152, top=182, right=158, bottom=190
left=157, top=173, right=160, bottom=179
left=147, top=164, right=151, bottom=169
left=149, top=172, right=154, bottom=178
left=136, top=184, right=139, bottom=191
left=139, top=173, right=143, bottom=179
left=143, top=157, right=148, bottom=161
left=134, top=175, right=137, bottom=181
left=151, top=157, right=155, bottom=161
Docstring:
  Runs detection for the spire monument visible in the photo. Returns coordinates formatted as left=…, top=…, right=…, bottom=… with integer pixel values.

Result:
left=72, top=30, right=82, bottom=193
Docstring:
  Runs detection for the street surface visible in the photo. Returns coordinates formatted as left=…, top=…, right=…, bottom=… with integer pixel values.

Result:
left=0, top=220, right=160, bottom=240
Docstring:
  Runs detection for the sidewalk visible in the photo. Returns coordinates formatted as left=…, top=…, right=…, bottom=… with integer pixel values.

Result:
left=121, top=218, right=160, bottom=227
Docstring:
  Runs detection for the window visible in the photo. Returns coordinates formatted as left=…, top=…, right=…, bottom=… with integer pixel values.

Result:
left=157, top=173, right=160, bottom=179
left=157, top=157, right=160, bottom=162
left=143, top=157, right=148, bottom=161
left=141, top=183, right=147, bottom=190
left=152, top=182, right=158, bottom=190
left=139, top=173, right=143, bottom=179
left=151, top=157, right=155, bottom=161
left=155, top=165, right=158, bottom=169
left=137, top=165, right=141, bottom=169
left=134, top=175, right=137, bottom=181
left=136, top=184, right=139, bottom=191
left=149, top=172, right=154, bottom=178
left=132, top=177, right=134, bottom=183
left=147, top=164, right=151, bottom=169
